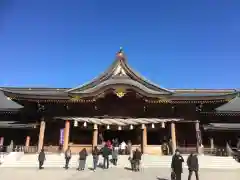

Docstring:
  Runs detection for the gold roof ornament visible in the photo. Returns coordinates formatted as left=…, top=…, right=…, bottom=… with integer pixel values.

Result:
left=115, top=88, right=126, bottom=98
left=70, top=95, right=81, bottom=101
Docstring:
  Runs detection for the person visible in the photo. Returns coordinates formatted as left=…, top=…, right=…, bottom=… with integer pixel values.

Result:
left=102, top=144, right=111, bottom=169
left=112, top=138, right=119, bottom=148
left=128, top=149, right=134, bottom=171
left=78, top=148, right=88, bottom=171
left=127, top=140, right=132, bottom=155
left=106, top=140, right=112, bottom=149
left=132, top=148, right=142, bottom=171
left=169, top=139, right=173, bottom=155
left=187, top=152, right=199, bottom=180
left=92, top=146, right=100, bottom=171
left=171, top=149, right=184, bottom=180
left=162, top=142, right=169, bottom=155
left=120, top=141, right=126, bottom=155
left=64, top=146, right=72, bottom=169
left=112, top=138, right=116, bottom=147
left=237, top=138, right=240, bottom=150
left=38, top=149, right=45, bottom=169
left=112, top=147, right=118, bottom=166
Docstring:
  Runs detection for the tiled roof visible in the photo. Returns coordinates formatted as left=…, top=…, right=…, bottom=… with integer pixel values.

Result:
left=0, top=90, right=23, bottom=111
left=215, top=95, right=240, bottom=112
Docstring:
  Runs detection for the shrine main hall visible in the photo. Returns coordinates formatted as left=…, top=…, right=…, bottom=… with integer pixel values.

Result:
left=0, top=49, right=240, bottom=154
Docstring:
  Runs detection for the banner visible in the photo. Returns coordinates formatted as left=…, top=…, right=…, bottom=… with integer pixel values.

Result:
left=0, top=137, right=4, bottom=146
left=59, top=129, right=64, bottom=145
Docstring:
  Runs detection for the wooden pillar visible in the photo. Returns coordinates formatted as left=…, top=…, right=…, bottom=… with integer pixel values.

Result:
left=25, top=136, right=30, bottom=147
left=171, top=122, right=177, bottom=153
left=195, top=121, right=200, bottom=153
left=141, top=124, right=147, bottom=153
left=38, top=119, right=46, bottom=152
left=195, top=120, right=203, bottom=154
left=92, top=124, right=98, bottom=148
left=63, top=120, right=70, bottom=151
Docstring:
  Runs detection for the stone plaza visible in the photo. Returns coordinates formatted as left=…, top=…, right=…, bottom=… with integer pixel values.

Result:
left=0, top=168, right=239, bottom=180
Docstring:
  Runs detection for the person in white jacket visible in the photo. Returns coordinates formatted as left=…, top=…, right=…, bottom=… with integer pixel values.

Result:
left=120, top=141, right=126, bottom=155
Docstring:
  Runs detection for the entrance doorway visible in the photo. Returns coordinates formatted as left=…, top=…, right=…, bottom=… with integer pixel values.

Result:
left=102, top=129, right=140, bottom=144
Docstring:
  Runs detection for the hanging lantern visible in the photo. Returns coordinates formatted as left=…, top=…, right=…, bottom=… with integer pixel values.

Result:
left=74, top=120, right=78, bottom=127
left=93, top=124, right=98, bottom=130
left=151, top=123, right=155, bottom=128
left=107, top=125, right=110, bottom=130
left=83, top=121, right=87, bottom=127
left=118, top=126, right=122, bottom=130
left=130, top=124, right=133, bottom=130
left=161, top=122, right=165, bottom=128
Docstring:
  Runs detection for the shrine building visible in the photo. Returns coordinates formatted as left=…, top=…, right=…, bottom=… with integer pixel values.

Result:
left=0, top=48, right=240, bottom=155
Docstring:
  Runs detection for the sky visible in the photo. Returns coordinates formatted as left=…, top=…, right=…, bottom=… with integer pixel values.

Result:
left=0, top=0, right=240, bottom=89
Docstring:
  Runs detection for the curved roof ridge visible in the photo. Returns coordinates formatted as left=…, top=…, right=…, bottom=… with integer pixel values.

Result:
left=123, top=62, right=173, bottom=93
left=66, top=59, right=119, bottom=92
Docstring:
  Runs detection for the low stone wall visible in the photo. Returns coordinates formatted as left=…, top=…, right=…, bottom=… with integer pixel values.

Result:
left=27, top=144, right=163, bottom=155
left=145, top=145, right=162, bottom=155
left=69, top=144, right=92, bottom=153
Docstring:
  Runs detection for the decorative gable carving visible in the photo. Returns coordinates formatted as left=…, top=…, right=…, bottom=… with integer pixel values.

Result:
left=113, top=64, right=126, bottom=76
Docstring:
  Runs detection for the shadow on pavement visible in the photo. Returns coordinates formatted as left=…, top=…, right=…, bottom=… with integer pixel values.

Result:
left=124, top=167, right=133, bottom=171
left=156, top=177, right=169, bottom=180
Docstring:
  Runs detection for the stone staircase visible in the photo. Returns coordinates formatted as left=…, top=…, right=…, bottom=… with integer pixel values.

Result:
left=1, top=154, right=240, bottom=169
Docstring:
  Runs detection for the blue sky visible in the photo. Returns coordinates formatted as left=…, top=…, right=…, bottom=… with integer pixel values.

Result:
left=0, top=0, right=240, bottom=89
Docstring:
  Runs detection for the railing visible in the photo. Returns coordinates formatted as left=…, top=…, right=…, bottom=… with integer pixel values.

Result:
left=203, top=147, right=217, bottom=155
left=24, top=146, right=61, bottom=153
left=177, top=146, right=196, bottom=154
left=177, top=145, right=230, bottom=156
left=24, top=146, right=38, bottom=153
left=0, top=145, right=26, bottom=153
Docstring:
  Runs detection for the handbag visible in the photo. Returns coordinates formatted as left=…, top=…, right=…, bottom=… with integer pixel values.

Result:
left=171, top=171, right=176, bottom=180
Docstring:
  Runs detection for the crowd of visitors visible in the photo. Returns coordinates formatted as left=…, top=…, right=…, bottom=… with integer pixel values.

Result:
left=38, top=147, right=199, bottom=180
left=38, top=138, right=142, bottom=172
left=37, top=138, right=201, bottom=180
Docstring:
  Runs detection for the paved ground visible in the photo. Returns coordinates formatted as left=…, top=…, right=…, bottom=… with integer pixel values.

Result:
left=0, top=168, right=239, bottom=180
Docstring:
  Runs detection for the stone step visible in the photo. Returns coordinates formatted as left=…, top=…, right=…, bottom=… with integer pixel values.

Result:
left=1, top=154, right=240, bottom=169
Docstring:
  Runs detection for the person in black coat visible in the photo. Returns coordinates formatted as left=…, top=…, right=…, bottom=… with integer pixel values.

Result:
left=78, top=148, right=88, bottom=171
left=132, top=148, right=142, bottom=171
left=102, top=144, right=111, bottom=169
left=171, top=149, right=184, bottom=180
left=187, top=152, right=199, bottom=180
left=38, top=149, right=45, bottom=169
